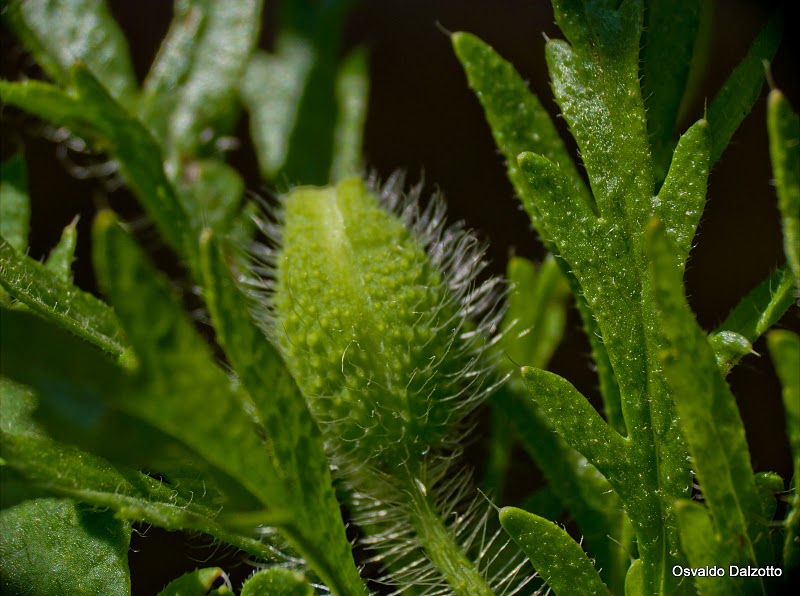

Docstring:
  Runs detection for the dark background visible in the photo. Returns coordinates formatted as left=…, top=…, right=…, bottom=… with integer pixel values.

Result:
left=2, top=0, right=799, bottom=592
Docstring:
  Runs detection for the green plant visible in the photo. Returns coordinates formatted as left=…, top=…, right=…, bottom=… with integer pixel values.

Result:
left=0, top=1, right=798, bottom=595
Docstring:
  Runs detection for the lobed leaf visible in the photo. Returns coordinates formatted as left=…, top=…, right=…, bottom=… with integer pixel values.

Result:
left=707, top=11, right=782, bottom=166
left=656, top=118, right=711, bottom=271
left=199, top=231, right=366, bottom=596
left=709, top=264, right=795, bottom=374
left=2, top=0, right=137, bottom=106
left=520, top=367, right=629, bottom=483
left=140, top=0, right=263, bottom=165
left=0, top=235, right=126, bottom=356
left=767, top=89, right=800, bottom=290
left=647, top=221, right=765, bottom=572
left=766, top=330, right=800, bottom=569
left=451, top=30, right=625, bottom=435
left=0, top=154, right=30, bottom=253
left=500, top=506, right=610, bottom=596
left=640, top=0, right=704, bottom=182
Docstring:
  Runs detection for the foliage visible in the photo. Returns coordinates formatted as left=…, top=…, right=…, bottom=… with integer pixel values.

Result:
left=0, top=1, right=798, bottom=595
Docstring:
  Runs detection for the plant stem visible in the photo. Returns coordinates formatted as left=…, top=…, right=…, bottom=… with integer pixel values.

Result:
left=397, top=463, right=495, bottom=596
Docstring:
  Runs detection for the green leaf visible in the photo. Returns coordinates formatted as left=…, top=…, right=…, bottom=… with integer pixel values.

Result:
left=767, top=330, right=800, bottom=569
left=707, top=11, right=782, bottom=166
left=451, top=31, right=624, bottom=435
left=500, top=506, right=610, bottom=596
left=240, top=568, right=314, bottom=596
left=624, top=559, right=643, bottom=596
left=2, top=0, right=137, bottom=106
left=199, top=231, right=366, bottom=596
left=641, top=0, right=704, bottom=182
left=493, top=379, right=630, bottom=591
left=0, top=154, right=30, bottom=253
left=0, top=236, right=126, bottom=356
left=139, top=0, right=263, bottom=164
left=520, top=367, right=629, bottom=484
left=656, top=118, right=711, bottom=270
left=241, top=0, right=354, bottom=185
left=0, top=69, right=193, bottom=266
left=647, top=221, right=766, bottom=571
left=0, top=316, right=278, bottom=560
left=175, top=160, right=244, bottom=236
left=157, top=568, right=227, bottom=596
left=331, top=48, right=369, bottom=182
left=91, top=213, right=286, bottom=515
left=674, top=500, right=733, bottom=596
left=502, top=255, right=569, bottom=370
left=767, top=89, right=800, bottom=290
left=0, top=497, right=131, bottom=596
left=44, top=216, right=79, bottom=282
left=709, top=264, right=795, bottom=374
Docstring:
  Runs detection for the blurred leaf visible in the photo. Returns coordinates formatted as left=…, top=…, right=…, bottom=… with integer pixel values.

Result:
left=0, top=497, right=131, bottom=596
left=767, top=89, right=800, bottom=290
left=331, top=48, right=369, bottom=182
left=140, top=0, right=263, bottom=165
left=501, top=256, right=569, bottom=370
left=709, top=264, right=794, bottom=374
left=44, top=216, right=78, bottom=282
left=707, top=11, right=782, bottom=166
left=3, top=0, right=137, bottom=106
left=0, top=154, right=29, bottom=253
left=242, top=0, right=353, bottom=185
left=176, top=160, right=244, bottom=236
left=157, top=568, right=226, bottom=596
left=674, top=500, right=732, bottom=596
left=0, top=236, right=126, bottom=356
left=500, top=506, right=610, bottom=596
left=199, top=231, right=366, bottom=596
left=767, top=330, right=800, bottom=569
left=0, top=313, right=278, bottom=560
left=641, top=0, right=704, bottom=183
left=91, top=213, right=288, bottom=516
left=0, top=69, right=194, bottom=266
left=240, top=568, right=314, bottom=596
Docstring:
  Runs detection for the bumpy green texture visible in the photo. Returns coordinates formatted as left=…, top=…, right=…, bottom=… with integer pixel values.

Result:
left=0, top=496, right=131, bottom=596
left=274, top=177, right=473, bottom=467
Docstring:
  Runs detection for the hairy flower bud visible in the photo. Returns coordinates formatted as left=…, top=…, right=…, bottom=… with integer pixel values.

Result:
left=252, top=175, right=502, bottom=468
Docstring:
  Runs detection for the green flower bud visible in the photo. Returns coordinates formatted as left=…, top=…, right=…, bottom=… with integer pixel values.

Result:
left=251, top=175, right=502, bottom=468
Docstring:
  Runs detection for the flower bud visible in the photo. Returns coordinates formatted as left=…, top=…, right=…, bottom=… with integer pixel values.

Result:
left=258, top=176, right=502, bottom=468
